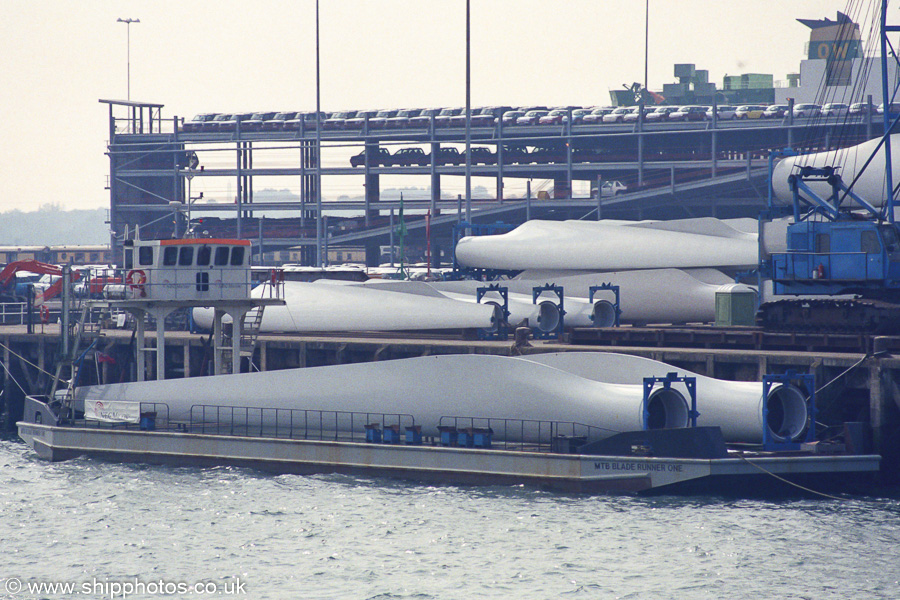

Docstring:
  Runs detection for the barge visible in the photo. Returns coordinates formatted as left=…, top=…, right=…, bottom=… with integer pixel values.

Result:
left=12, top=231, right=884, bottom=496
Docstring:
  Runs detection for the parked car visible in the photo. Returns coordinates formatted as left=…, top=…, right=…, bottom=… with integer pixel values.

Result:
left=431, top=147, right=464, bottom=165
left=707, top=105, right=737, bottom=120
left=384, top=109, right=421, bottom=129
left=338, top=110, right=375, bottom=130
left=646, top=106, right=681, bottom=122
left=501, top=145, right=530, bottom=164
left=763, top=105, right=790, bottom=119
left=202, top=113, right=237, bottom=132
left=284, top=111, right=329, bottom=131
left=821, top=103, right=850, bottom=118
left=181, top=113, right=218, bottom=133
left=517, top=110, right=550, bottom=125
left=623, top=106, right=653, bottom=123
left=735, top=105, right=766, bottom=119
left=464, top=146, right=497, bottom=165
left=216, top=112, right=255, bottom=132
left=390, top=147, right=429, bottom=166
left=500, top=110, right=526, bottom=126
left=350, top=147, right=392, bottom=167
left=562, top=108, right=591, bottom=125
left=408, top=108, right=441, bottom=128
left=602, top=107, right=634, bottom=123
left=538, top=109, right=569, bottom=125
left=239, top=112, right=275, bottom=132
left=793, top=103, right=822, bottom=118
left=324, top=111, right=354, bottom=130
left=669, top=105, right=708, bottom=122
left=434, top=108, right=463, bottom=128
left=261, top=111, right=297, bottom=131
left=528, top=146, right=566, bottom=163
left=582, top=107, right=615, bottom=124
left=590, top=180, right=628, bottom=197
left=367, top=109, right=399, bottom=129
left=849, top=102, right=873, bottom=116
left=572, top=147, right=603, bottom=162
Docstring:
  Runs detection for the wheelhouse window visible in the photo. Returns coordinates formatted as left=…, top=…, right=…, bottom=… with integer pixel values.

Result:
left=214, top=247, right=230, bottom=266
left=163, top=247, right=178, bottom=266
left=230, top=247, right=245, bottom=266
left=178, top=246, right=194, bottom=266
left=139, top=246, right=154, bottom=266
left=197, top=246, right=211, bottom=266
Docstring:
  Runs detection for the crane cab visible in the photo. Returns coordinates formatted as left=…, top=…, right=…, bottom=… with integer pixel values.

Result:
left=771, top=220, right=900, bottom=296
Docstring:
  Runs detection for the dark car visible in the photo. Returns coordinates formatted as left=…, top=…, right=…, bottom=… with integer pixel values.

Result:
left=350, top=147, right=392, bottom=167
left=181, top=113, right=218, bottom=133
left=463, top=146, right=497, bottom=165
left=669, top=105, right=708, bottom=122
left=391, top=147, right=429, bottom=166
left=431, top=147, right=464, bottom=165
left=529, top=146, right=566, bottom=163
left=501, top=145, right=530, bottom=164
left=562, top=108, right=591, bottom=125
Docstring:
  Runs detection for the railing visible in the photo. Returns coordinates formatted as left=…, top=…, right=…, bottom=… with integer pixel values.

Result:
left=0, top=302, right=28, bottom=325
left=437, top=416, right=611, bottom=452
left=188, top=405, right=415, bottom=443
left=65, top=402, right=612, bottom=455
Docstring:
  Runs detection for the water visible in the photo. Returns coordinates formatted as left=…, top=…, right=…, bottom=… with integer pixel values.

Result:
left=2, top=435, right=899, bottom=600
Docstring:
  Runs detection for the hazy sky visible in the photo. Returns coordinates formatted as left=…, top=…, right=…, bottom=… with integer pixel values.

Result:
left=0, top=0, right=869, bottom=212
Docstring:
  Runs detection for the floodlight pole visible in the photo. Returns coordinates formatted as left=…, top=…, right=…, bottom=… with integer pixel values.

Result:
left=315, top=0, right=324, bottom=266
left=117, top=18, right=140, bottom=101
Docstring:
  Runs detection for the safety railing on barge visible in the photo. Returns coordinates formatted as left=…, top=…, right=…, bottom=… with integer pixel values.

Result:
left=188, top=405, right=415, bottom=443
left=69, top=402, right=616, bottom=454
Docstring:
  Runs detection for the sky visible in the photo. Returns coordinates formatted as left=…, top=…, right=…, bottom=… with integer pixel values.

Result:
left=0, top=0, right=871, bottom=213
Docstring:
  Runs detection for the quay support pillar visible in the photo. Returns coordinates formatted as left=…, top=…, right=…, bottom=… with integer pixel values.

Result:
left=553, top=177, right=570, bottom=200
left=869, top=362, right=887, bottom=455
left=365, top=171, right=380, bottom=224
left=213, top=308, right=225, bottom=375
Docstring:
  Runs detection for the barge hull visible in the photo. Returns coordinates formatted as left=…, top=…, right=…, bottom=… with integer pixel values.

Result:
left=17, top=422, right=881, bottom=495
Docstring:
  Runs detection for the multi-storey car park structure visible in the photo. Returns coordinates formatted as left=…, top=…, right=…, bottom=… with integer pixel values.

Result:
left=102, top=97, right=885, bottom=267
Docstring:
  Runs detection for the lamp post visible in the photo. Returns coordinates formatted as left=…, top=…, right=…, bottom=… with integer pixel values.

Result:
left=117, top=17, right=140, bottom=101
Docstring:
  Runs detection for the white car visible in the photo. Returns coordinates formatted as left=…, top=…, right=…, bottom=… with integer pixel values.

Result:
left=591, top=180, right=628, bottom=197
left=707, top=105, right=737, bottom=120
left=821, top=103, right=849, bottom=118
left=601, top=107, right=634, bottom=123
left=793, top=104, right=822, bottom=118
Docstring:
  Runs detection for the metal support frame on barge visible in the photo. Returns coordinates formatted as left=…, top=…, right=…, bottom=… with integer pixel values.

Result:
left=107, top=228, right=284, bottom=381
left=761, top=371, right=816, bottom=451
left=475, top=283, right=510, bottom=340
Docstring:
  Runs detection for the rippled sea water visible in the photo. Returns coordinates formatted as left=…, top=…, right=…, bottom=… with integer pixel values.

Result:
left=2, top=436, right=899, bottom=600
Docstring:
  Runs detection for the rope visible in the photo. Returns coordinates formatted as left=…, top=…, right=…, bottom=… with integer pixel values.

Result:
left=736, top=451, right=867, bottom=502
left=0, top=340, right=57, bottom=379
left=0, top=359, right=29, bottom=396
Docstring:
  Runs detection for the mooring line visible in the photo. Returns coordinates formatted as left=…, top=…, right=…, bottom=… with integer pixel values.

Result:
left=0, top=340, right=57, bottom=379
left=736, top=451, right=869, bottom=502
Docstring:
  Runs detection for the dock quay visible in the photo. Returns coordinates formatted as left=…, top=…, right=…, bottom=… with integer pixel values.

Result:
left=3, top=322, right=899, bottom=486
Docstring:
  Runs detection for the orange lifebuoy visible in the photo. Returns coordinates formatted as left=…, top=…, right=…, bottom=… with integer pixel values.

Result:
left=126, top=269, right=147, bottom=297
